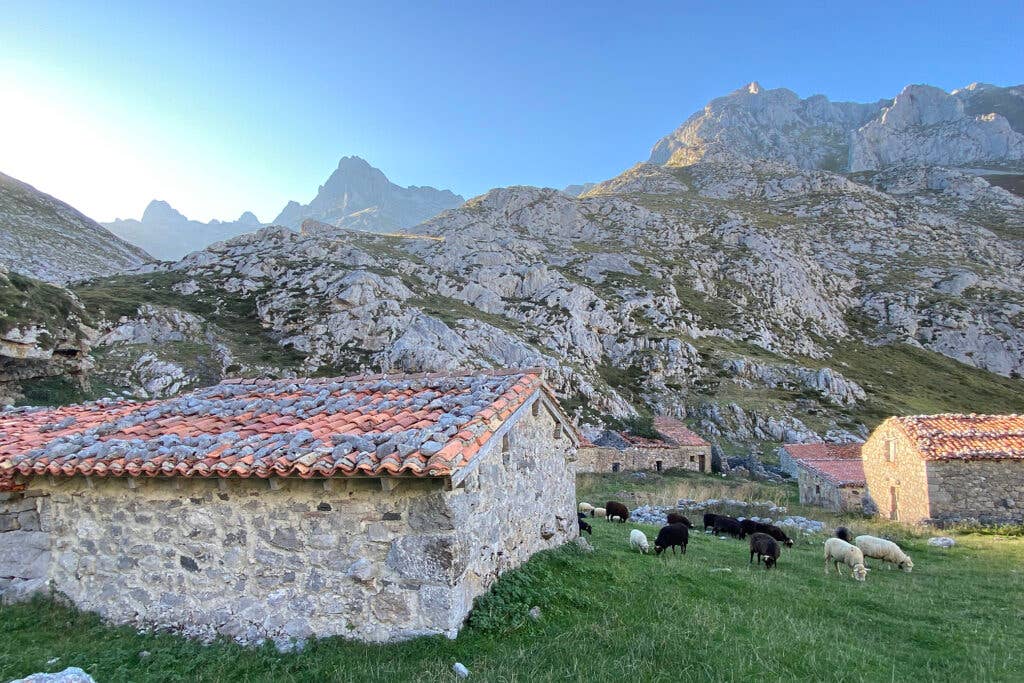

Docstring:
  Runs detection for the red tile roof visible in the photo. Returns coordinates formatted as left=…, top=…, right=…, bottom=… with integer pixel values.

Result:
left=652, top=416, right=709, bottom=447
left=781, top=442, right=863, bottom=462
left=620, top=432, right=674, bottom=449
left=0, top=370, right=567, bottom=490
left=890, top=414, right=1024, bottom=461
left=797, top=458, right=866, bottom=487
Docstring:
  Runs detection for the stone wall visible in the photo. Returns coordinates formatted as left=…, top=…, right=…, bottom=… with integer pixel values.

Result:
left=2, top=394, right=576, bottom=646
left=926, top=460, right=1024, bottom=524
left=861, top=425, right=931, bottom=524
left=0, top=491, right=51, bottom=603
left=796, top=470, right=864, bottom=513
left=576, top=444, right=709, bottom=473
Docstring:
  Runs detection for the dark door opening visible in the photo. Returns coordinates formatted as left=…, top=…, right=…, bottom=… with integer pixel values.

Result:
left=889, top=486, right=899, bottom=521
left=655, top=460, right=663, bottom=472
left=612, top=462, right=621, bottom=473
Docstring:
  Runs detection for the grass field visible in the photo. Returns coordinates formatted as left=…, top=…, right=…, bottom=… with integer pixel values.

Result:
left=2, top=473, right=1023, bottom=682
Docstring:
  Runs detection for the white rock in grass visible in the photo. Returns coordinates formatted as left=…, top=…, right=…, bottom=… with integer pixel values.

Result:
left=928, top=536, right=956, bottom=548
left=10, top=667, right=96, bottom=683
left=453, top=662, right=470, bottom=678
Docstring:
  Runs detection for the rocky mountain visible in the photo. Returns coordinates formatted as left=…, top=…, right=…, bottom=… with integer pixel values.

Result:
left=650, top=82, right=1024, bottom=172
left=272, top=156, right=464, bottom=233
left=104, top=200, right=264, bottom=261
left=0, top=172, right=152, bottom=283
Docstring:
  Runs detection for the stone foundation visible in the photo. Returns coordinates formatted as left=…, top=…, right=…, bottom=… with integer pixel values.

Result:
left=0, top=399, right=576, bottom=645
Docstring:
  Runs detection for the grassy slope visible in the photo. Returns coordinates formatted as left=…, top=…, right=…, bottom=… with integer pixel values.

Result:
left=2, top=473, right=1022, bottom=682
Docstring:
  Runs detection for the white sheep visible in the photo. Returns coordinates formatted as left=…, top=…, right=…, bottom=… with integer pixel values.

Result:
left=824, top=537, right=869, bottom=581
left=592, top=507, right=607, bottom=519
left=855, top=535, right=914, bottom=572
left=629, top=529, right=650, bottom=554
left=578, top=502, right=594, bottom=516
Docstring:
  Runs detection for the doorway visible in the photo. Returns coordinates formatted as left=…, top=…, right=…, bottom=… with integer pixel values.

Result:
left=889, top=486, right=899, bottom=521
left=655, top=460, right=663, bottom=472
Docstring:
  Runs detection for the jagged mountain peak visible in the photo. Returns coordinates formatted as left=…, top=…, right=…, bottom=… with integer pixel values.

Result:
left=141, top=199, right=187, bottom=224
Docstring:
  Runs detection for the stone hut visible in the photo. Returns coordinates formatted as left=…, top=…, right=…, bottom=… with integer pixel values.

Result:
left=0, top=369, right=579, bottom=645
left=795, top=457, right=866, bottom=513
left=861, top=414, right=1024, bottom=525
left=576, top=416, right=710, bottom=473
left=779, top=442, right=862, bottom=478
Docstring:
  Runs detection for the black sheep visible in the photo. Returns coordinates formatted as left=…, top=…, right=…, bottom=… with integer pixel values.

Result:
left=577, top=513, right=592, bottom=535
left=749, top=532, right=780, bottom=569
left=666, top=512, right=694, bottom=528
left=703, top=513, right=719, bottom=532
left=740, top=519, right=794, bottom=547
left=654, top=523, right=689, bottom=555
left=835, top=526, right=852, bottom=542
left=605, top=501, right=629, bottom=523
left=713, top=516, right=745, bottom=539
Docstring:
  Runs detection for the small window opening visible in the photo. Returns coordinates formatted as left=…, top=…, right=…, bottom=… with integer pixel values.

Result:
left=689, top=455, right=695, bottom=463
left=532, top=401, right=540, bottom=417
left=887, top=439, right=896, bottom=462
left=502, top=435, right=511, bottom=452
left=553, top=425, right=563, bottom=439
left=612, top=462, right=621, bottom=473
left=815, top=484, right=821, bottom=495
left=655, top=460, right=663, bottom=472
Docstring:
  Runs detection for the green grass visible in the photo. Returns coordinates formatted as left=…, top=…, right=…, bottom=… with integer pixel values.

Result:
left=2, top=473, right=1022, bottom=681
left=0, top=270, right=91, bottom=340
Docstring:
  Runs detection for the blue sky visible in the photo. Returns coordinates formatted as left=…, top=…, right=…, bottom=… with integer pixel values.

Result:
left=1, top=1, right=1021, bottom=222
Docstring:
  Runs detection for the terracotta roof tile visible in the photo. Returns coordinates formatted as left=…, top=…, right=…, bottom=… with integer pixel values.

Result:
left=652, top=416, right=710, bottom=447
left=798, top=458, right=866, bottom=487
left=781, top=442, right=863, bottom=462
left=0, top=369, right=564, bottom=490
left=891, top=414, right=1024, bottom=461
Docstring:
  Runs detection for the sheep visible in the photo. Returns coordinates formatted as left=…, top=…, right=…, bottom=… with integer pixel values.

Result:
left=654, top=523, right=689, bottom=555
left=629, top=529, right=650, bottom=554
left=835, top=526, right=852, bottom=542
left=578, top=502, right=594, bottom=516
left=592, top=507, right=607, bottom=519
left=741, top=520, right=795, bottom=548
left=666, top=512, right=694, bottom=528
left=713, top=516, right=745, bottom=539
left=703, top=513, right=719, bottom=532
left=854, top=535, right=914, bottom=572
left=605, top=501, right=629, bottom=523
left=577, top=513, right=593, bottom=536
left=749, top=532, right=780, bottom=569
left=824, top=537, right=869, bottom=581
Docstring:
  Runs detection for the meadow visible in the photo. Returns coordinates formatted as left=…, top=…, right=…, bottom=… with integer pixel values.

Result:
left=2, top=472, right=1022, bottom=682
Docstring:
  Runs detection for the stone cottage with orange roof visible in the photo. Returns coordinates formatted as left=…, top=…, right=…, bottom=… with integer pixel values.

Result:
left=576, top=415, right=711, bottom=473
left=862, top=414, right=1024, bottom=525
left=0, top=369, right=579, bottom=645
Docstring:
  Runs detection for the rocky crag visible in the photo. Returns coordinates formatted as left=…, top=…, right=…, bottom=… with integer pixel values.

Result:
left=0, top=172, right=152, bottom=283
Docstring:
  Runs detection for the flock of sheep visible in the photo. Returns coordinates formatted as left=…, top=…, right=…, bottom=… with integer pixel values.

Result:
left=577, top=501, right=915, bottom=581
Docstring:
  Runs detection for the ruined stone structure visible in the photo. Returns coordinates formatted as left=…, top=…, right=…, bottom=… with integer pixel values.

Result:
left=0, top=370, right=579, bottom=645
left=861, top=414, right=1024, bottom=525
left=576, top=416, right=710, bottom=473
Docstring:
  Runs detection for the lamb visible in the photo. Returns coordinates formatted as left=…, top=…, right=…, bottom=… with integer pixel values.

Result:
left=577, top=513, right=593, bottom=536
left=629, top=529, right=650, bottom=554
left=824, top=537, right=869, bottom=581
left=713, top=516, right=745, bottom=539
left=854, top=535, right=914, bottom=572
left=654, top=523, right=689, bottom=555
left=749, top=532, right=780, bottom=569
left=605, top=501, right=629, bottom=523
left=703, top=513, right=719, bottom=532
left=578, top=502, right=594, bottom=516
left=740, top=520, right=794, bottom=547
left=592, top=507, right=607, bottom=519
left=666, top=512, right=694, bottom=528
left=835, top=526, right=852, bottom=542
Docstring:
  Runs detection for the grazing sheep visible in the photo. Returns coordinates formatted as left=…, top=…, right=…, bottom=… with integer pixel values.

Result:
left=592, top=507, right=607, bottom=519
left=606, top=501, right=629, bottom=523
left=835, top=526, right=852, bottom=543
left=703, top=513, right=719, bottom=532
left=578, top=502, right=594, bottom=516
left=666, top=512, right=694, bottom=528
left=749, top=532, right=780, bottom=569
left=740, top=520, right=794, bottom=547
left=855, top=535, right=914, bottom=572
left=654, top=523, right=689, bottom=555
left=824, top=537, right=869, bottom=581
left=629, top=529, right=650, bottom=554
left=577, top=514, right=593, bottom=536
left=713, top=516, right=745, bottom=539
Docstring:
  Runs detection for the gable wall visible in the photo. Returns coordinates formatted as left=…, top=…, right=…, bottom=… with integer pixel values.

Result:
left=862, top=423, right=931, bottom=524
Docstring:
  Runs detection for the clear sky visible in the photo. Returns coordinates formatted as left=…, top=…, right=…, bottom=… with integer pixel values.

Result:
left=1, top=1, right=1021, bottom=223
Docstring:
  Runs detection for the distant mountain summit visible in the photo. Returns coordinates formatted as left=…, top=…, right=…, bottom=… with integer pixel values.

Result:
left=0, top=171, right=151, bottom=283
left=105, top=200, right=265, bottom=261
left=272, top=156, right=464, bottom=233
left=650, top=81, right=1024, bottom=171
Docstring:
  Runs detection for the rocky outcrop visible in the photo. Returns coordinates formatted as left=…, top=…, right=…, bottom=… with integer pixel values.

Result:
left=0, top=172, right=151, bottom=284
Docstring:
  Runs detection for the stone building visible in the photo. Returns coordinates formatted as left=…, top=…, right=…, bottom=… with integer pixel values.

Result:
left=778, top=442, right=862, bottom=478
left=795, top=456, right=867, bottom=513
left=0, top=369, right=579, bottom=645
left=576, top=416, right=710, bottom=473
left=861, top=414, right=1024, bottom=525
